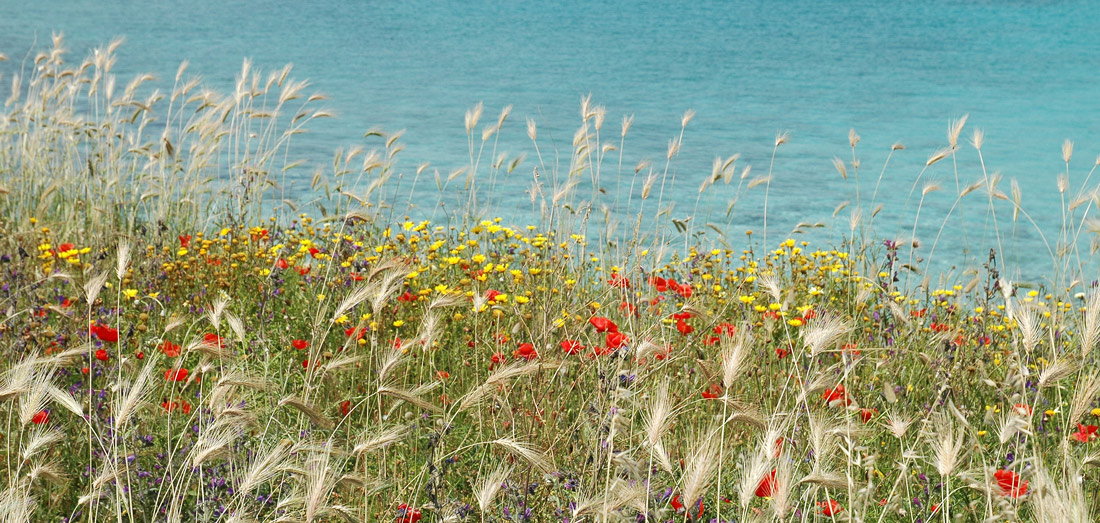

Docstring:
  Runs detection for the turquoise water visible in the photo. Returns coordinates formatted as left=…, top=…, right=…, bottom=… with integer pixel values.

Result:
left=3, top=1, right=1099, bottom=278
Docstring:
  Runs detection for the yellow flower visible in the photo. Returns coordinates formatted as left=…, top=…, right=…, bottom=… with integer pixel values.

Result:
left=177, top=248, right=188, bottom=256
left=122, top=289, right=138, bottom=299
left=788, top=318, right=804, bottom=327
left=147, top=292, right=159, bottom=299
left=393, top=320, right=405, bottom=327
left=515, top=295, right=529, bottom=304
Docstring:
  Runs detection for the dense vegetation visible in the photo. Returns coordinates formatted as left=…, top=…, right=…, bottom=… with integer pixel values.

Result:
left=2, top=36, right=1099, bottom=522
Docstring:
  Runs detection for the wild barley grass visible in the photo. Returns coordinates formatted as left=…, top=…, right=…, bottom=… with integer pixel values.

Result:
left=2, top=37, right=1100, bottom=522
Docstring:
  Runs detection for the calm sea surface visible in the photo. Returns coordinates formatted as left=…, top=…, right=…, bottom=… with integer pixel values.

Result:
left=3, top=1, right=1099, bottom=278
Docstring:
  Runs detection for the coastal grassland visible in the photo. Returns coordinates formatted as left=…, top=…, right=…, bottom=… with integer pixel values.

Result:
left=2, top=36, right=1100, bottom=522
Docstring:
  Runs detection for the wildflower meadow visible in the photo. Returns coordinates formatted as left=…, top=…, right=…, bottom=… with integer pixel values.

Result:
left=2, top=37, right=1099, bottom=522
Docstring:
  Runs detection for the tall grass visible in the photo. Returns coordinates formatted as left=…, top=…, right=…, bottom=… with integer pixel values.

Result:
left=1, top=36, right=1100, bottom=522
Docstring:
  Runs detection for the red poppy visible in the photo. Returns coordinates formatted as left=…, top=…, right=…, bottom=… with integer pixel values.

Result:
left=755, top=469, right=777, bottom=497
left=203, top=333, right=225, bottom=349
left=58, top=242, right=75, bottom=253
left=159, top=340, right=182, bottom=358
left=841, top=343, right=861, bottom=357
left=701, top=383, right=723, bottom=399
left=703, top=336, right=721, bottom=346
left=345, top=327, right=367, bottom=340
left=298, top=266, right=311, bottom=276
left=823, top=384, right=851, bottom=406
left=714, top=323, right=737, bottom=336
left=396, top=504, right=422, bottom=523
left=674, top=282, right=693, bottom=298
left=165, top=368, right=189, bottom=382
left=561, top=340, right=584, bottom=355
left=91, top=323, right=119, bottom=343
left=648, top=276, right=669, bottom=292
left=994, top=469, right=1027, bottom=497
left=95, top=349, right=109, bottom=362
left=436, top=370, right=450, bottom=380
left=860, top=408, right=877, bottom=423
left=292, top=339, right=309, bottom=350
left=773, top=437, right=784, bottom=458
left=605, top=331, right=628, bottom=349
left=513, top=343, right=538, bottom=360
left=398, top=291, right=415, bottom=302
left=136, top=351, right=144, bottom=360
left=350, top=272, right=364, bottom=281
left=818, top=499, right=843, bottom=516
left=32, top=410, right=49, bottom=424
left=1072, top=423, right=1098, bottom=443
left=309, top=246, right=321, bottom=258
left=671, top=311, right=692, bottom=321
left=490, top=352, right=506, bottom=368
left=619, top=301, right=638, bottom=317
left=275, top=258, right=289, bottom=270
left=179, top=235, right=191, bottom=248
left=608, top=273, right=630, bottom=288
left=61, top=297, right=73, bottom=308
left=340, top=400, right=351, bottom=417
left=162, top=401, right=192, bottom=414
left=485, top=289, right=502, bottom=302
left=302, top=359, right=310, bottom=369
left=675, top=319, right=694, bottom=335
left=669, top=495, right=703, bottom=519
left=588, top=316, right=618, bottom=333
left=775, top=346, right=790, bottom=359
left=1013, top=403, right=1033, bottom=416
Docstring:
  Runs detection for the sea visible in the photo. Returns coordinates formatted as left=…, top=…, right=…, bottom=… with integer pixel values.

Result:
left=3, top=0, right=1099, bottom=281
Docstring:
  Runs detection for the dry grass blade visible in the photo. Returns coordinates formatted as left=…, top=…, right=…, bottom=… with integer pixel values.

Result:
left=21, top=427, right=62, bottom=462
left=798, top=471, right=849, bottom=490
left=278, top=396, right=334, bottom=430
left=948, top=114, right=969, bottom=149
left=832, top=157, right=847, bottom=180
left=237, top=439, right=294, bottom=497
left=455, top=361, right=558, bottom=413
left=1038, top=358, right=1079, bottom=389
left=491, top=438, right=554, bottom=473
left=801, top=313, right=852, bottom=358
left=737, top=448, right=773, bottom=507
left=475, top=465, right=512, bottom=512
left=113, top=357, right=158, bottom=429
left=332, top=282, right=377, bottom=322
left=225, top=312, right=246, bottom=342
left=719, top=334, right=750, bottom=389
left=1068, top=371, right=1100, bottom=424
left=192, top=427, right=236, bottom=467
left=643, top=380, right=672, bottom=447
left=45, top=385, right=83, bottom=418
left=679, top=431, right=720, bottom=510
left=352, top=425, right=409, bottom=455
left=378, top=386, right=441, bottom=413
left=115, top=241, right=131, bottom=281
left=1083, top=292, right=1100, bottom=356
left=83, top=271, right=109, bottom=305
